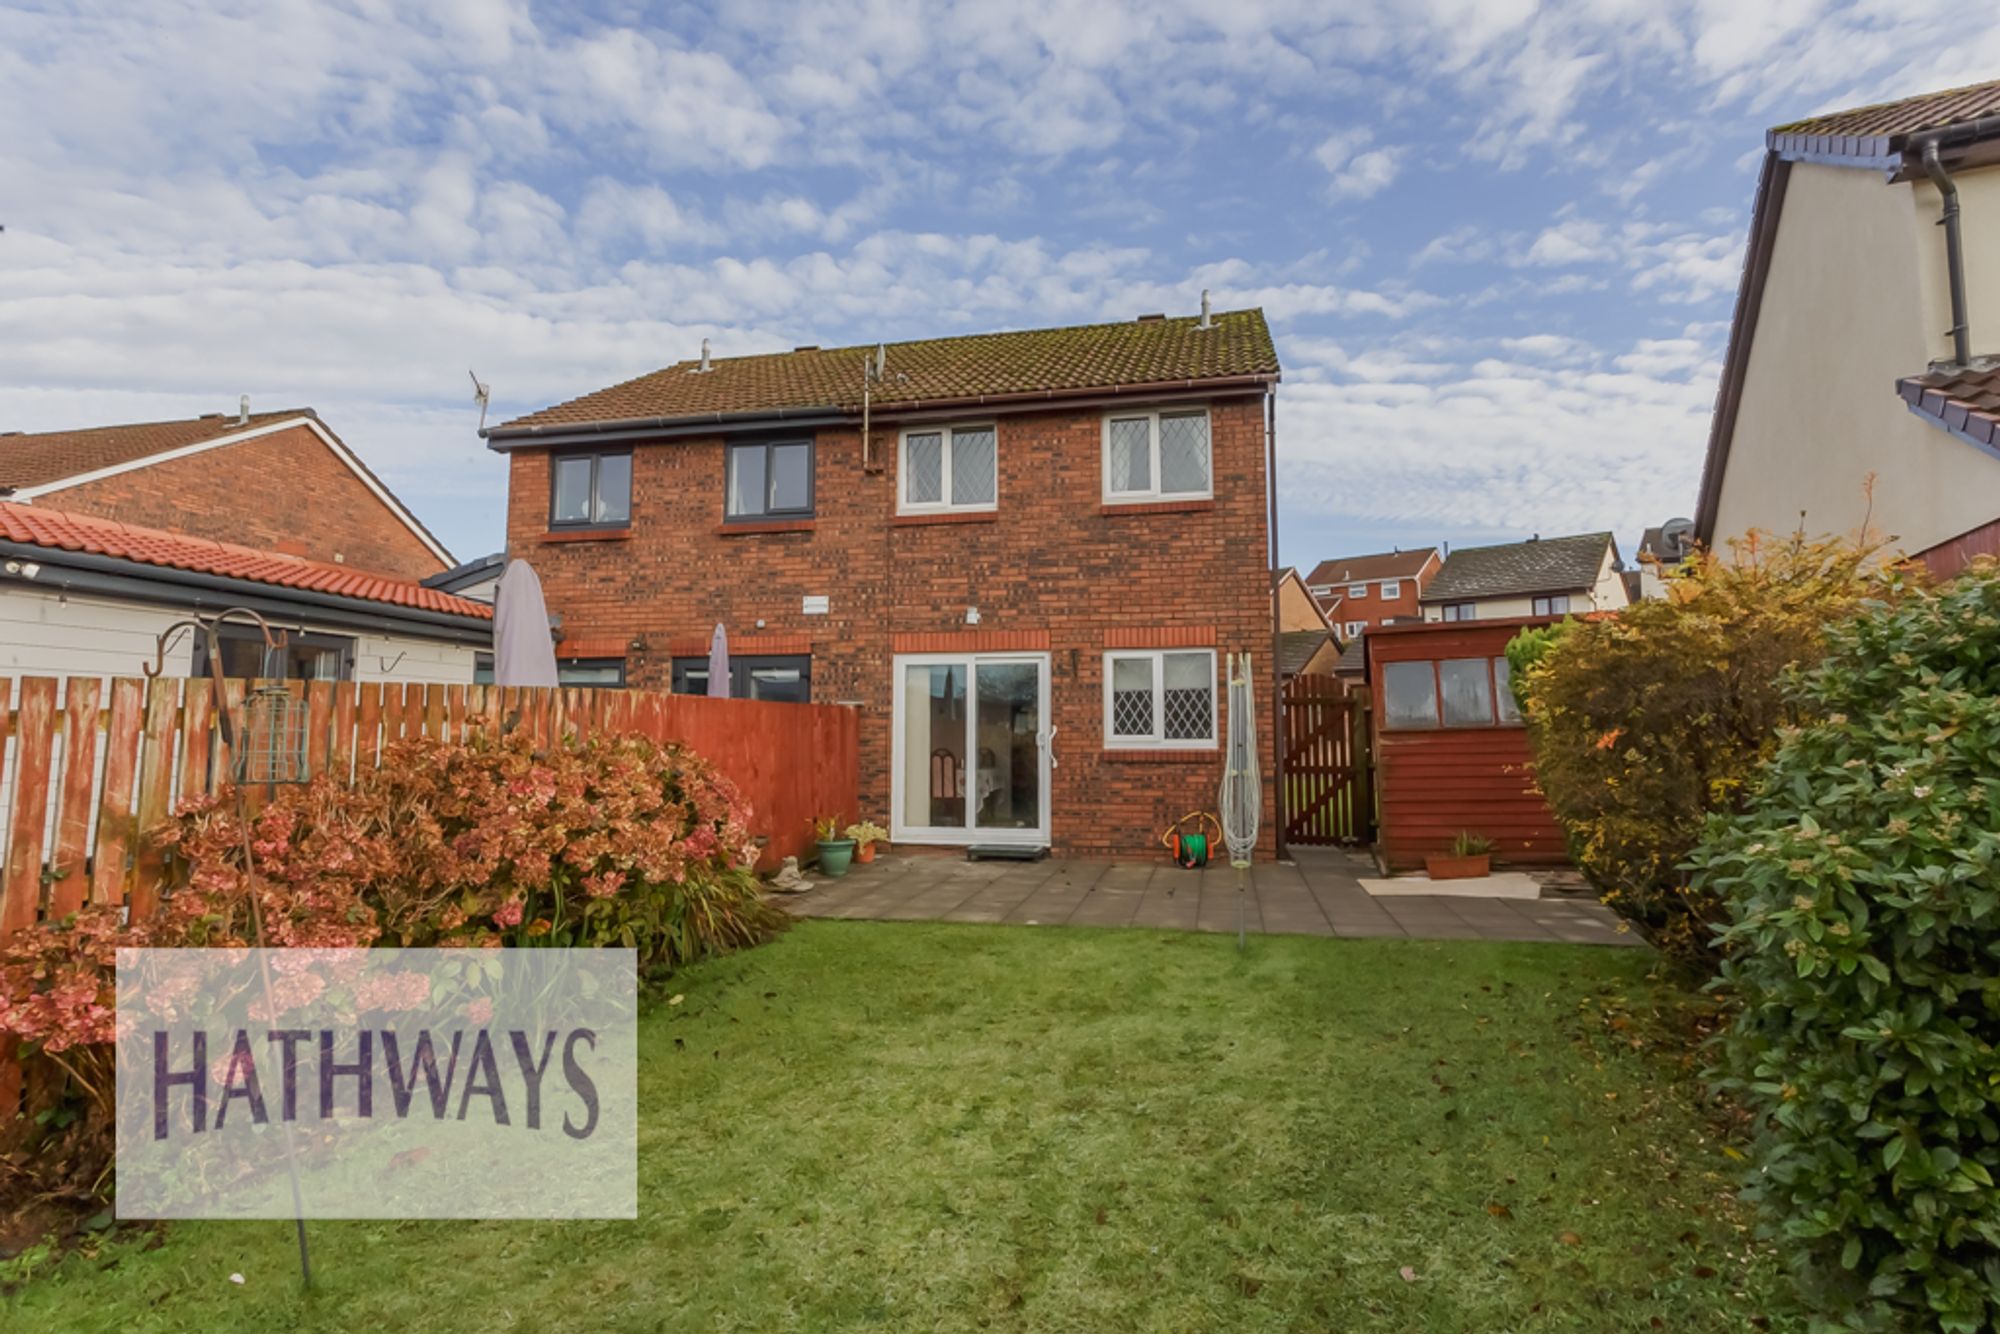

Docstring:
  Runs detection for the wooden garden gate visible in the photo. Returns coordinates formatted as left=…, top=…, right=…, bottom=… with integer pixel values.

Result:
left=1280, top=675, right=1373, bottom=846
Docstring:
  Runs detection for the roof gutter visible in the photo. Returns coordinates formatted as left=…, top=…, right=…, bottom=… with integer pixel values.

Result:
left=482, top=373, right=1281, bottom=450
left=0, top=543, right=494, bottom=645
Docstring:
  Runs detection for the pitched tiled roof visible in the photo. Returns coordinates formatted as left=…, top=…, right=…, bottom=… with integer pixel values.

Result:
left=1898, top=362, right=2000, bottom=452
left=1304, top=548, right=1438, bottom=587
left=0, top=502, right=492, bottom=619
left=1277, top=629, right=1335, bottom=677
left=1334, top=637, right=1365, bottom=675
left=1769, top=78, right=2000, bottom=161
left=491, top=310, right=1278, bottom=437
left=0, top=410, right=315, bottom=489
left=1421, top=532, right=1614, bottom=604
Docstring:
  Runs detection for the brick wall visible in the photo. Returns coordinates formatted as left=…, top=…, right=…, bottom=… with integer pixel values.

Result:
left=506, top=394, right=1278, bottom=859
left=1318, top=558, right=1436, bottom=633
left=43, top=424, right=445, bottom=580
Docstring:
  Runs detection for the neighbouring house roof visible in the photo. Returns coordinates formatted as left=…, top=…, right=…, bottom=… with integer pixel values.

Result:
left=1697, top=77, right=2000, bottom=542
left=1277, top=629, right=1335, bottom=677
left=1420, top=533, right=1614, bottom=605
left=1304, top=547, right=1437, bottom=587
left=0, top=502, right=492, bottom=623
left=1897, top=362, right=2000, bottom=456
left=424, top=550, right=506, bottom=597
left=0, top=408, right=456, bottom=567
left=1334, top=637, right=1365, bottom=676
left=1769, top=78, right=2000, bottom=163
left=0, top=409, right=314, bottom=490
left=487, top=309, right=1279, bottom=442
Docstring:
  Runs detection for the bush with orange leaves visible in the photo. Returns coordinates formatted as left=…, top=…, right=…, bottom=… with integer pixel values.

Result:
left=1506, top=532, right=1899, bottom=966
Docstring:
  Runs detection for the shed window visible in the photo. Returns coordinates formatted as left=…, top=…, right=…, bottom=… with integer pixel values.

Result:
left=1381, top=656, right=1521, bottom=730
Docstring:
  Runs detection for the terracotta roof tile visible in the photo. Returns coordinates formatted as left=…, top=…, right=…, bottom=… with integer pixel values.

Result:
left=1898, top=362, right=2000, bottom=450
left=1421, top=532, right=1615, bottom=604
left=0, top=410, right=317, bottom=489
left=492, top=310, right=1278, bottom=436
left=1304, top=548, right=1438, bottom=587
left=1770, top=78, right=2000, bottom=158
left=0, top=502, right=491, bottom=619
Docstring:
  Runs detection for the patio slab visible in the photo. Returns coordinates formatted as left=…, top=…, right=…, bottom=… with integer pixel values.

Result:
left=777, top=848, right=1639, bottom=946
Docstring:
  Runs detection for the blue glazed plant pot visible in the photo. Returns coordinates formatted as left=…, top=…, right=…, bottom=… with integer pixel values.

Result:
left=817, top=839, right=858, bottom=878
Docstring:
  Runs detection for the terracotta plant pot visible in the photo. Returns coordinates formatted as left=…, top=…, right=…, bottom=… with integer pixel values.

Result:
left=817, top=838, right=858, bottom=878
left=856, top=841, right=877, bottom=864
left=1424, top=853, right=1491, bottom=881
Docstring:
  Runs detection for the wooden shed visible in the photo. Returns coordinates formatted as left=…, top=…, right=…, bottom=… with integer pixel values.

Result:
left=1364, top=617, right=1567, bottom=871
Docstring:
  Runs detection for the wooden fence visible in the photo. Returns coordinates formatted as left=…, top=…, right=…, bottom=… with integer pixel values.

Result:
left=0, top=675, right=860, bottom=935
left=1279, top=674, right=1374, bottom=847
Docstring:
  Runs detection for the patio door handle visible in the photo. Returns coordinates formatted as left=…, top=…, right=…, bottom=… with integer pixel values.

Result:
left=1039, top=724, right=1058, bottom=769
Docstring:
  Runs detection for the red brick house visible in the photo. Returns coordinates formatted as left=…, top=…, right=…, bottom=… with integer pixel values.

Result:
left=489, top=309, right=1281, bottom=858
left=0, top=408, right=453, bottom=581
left=1304, top=547, right=1439, bottom=639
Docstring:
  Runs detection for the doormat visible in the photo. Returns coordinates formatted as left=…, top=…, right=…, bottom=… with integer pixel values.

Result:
left=967, top=845, right=1050, bottom=862
left=1360, top=873, right=1541, bottom=900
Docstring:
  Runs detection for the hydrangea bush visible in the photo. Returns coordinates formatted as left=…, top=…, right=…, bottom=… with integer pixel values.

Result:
left=1696, top=563, right=2000, bottom=1331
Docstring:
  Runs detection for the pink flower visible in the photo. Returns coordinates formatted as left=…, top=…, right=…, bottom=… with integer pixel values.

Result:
left=492, top=898, right=525, bottom=929
left=464, top=996, right=494, bottom=1025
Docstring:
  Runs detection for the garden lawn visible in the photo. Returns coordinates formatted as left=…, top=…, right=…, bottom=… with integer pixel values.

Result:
left=9, top=921, right=1796, bottom=1331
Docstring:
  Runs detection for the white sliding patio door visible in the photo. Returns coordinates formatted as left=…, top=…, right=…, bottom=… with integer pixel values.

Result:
left=891, top=653, right=1051, bottom=847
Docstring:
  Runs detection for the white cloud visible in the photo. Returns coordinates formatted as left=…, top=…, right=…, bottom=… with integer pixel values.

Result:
left=1313, top=129, right=1401, bottom=200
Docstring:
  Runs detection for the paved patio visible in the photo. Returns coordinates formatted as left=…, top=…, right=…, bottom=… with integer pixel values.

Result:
left=778, top=848, right=1637, bottom=946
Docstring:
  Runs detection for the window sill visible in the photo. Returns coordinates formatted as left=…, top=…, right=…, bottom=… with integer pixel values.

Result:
left=891, top=511, right=999, bottom=528
left=1101, top=746, right=1219, bottom=763
left=1098, top=498, right=1215, bottom=517
left=541, top=527, right=632, bottom=544
left=716, top=519, right=817, bottom=536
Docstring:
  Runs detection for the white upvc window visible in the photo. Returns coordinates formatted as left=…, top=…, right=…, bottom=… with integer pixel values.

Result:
left=1344, top=620, right=1366, bottom=638
left=899, top=424, right=997, bottom=513
left=1102, top=408, right=1211, bottom=503
left=1103, top=648, right=1217, bottom=748
left=1348, top=583, right=1367, bottom=598
left=1381, top=579, right=1401, bottom=598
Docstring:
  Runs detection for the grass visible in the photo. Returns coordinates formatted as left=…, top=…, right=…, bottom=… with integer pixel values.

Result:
left=9, top=921, right=1796, bottom=1331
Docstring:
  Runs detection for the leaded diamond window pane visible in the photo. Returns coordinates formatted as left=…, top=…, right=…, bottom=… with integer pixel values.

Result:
left=1110, top=655, right=1153, bottom=736
left=1108, top=418, right=1150, bottom=493
left=950, top=428, right=995, bottom=506
left=905, top=433, right=943, bottom=505
left=1162, top=652, right=1213, bottom=741
left=1159, top=412, right=1210, bottom=495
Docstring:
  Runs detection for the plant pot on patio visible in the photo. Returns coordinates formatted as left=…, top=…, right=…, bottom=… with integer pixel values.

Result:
left=817, top=839, right=858, bottom=878
left=1426, top=832, right=1493, bottom=881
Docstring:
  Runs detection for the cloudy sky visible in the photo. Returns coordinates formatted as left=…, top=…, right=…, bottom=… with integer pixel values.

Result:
left=4, top=2, right=1997, bottom=570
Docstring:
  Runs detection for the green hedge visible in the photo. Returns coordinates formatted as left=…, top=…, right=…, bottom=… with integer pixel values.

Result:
left=1696, top=564, right=2000, bottom=1331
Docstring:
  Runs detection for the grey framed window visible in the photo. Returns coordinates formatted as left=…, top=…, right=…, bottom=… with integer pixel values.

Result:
left=1532, top=595, right=1571, bottom=616
left=550, top=450, right=632, bottom=529
left=1440, top=602, right=1477, bottom=622
left=726, top=439, right=814, bottom=520
left=195, top=625, right=353, bottom=681
left=558, top=658, right=626, bottom=688
left=672, top=654, right=811, bottom=703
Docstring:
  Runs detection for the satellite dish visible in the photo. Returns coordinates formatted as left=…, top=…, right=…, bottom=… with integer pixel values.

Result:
left=1659, top=516, right=1695, bottom=558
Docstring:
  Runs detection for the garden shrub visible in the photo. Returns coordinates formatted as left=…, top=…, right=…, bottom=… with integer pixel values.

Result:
left=0, top=729, right=785, bottom=1202
left=1511, top=534, right=1889, bottom=963
left=1696, top=562, right=2000, bottom=1332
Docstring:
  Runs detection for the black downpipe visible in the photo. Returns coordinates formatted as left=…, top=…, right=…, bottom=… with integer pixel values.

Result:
left=1921, top=138, right=1973, bottom=367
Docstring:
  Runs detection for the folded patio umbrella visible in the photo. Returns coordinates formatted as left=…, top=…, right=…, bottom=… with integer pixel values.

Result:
left=492, top=559, right=559, bottom=688
left=1219, top=651, right=1262, bottom=948
left=707, top=623, right=730, bottom=698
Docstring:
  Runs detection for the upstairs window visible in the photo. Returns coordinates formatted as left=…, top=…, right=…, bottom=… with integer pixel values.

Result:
left=1532, top=594, right=1571, bottom=616
left=1440, top=602, right=1477, bottom=622
left=900, top=425, right=997, bottom=512
left=1343, top=620, right=1366, bottom=638
left=1381, top=579, right=1401, bottom=598
left=726, top=439, right=814, bottom=521
left=550, top=450, right=632, bottom=529
left=1349, top=583, right=1368, bottom=599
left=1103, top=408, right=1211, bottom=502
left=1104, top=649, right=1216, bottom=747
